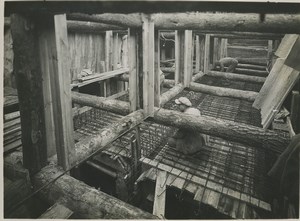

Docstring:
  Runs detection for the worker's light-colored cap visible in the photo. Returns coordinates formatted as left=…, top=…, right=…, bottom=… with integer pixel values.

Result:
left=184, top=107, right=201, bottom=116
left=175, top=97, right=192, bottom=107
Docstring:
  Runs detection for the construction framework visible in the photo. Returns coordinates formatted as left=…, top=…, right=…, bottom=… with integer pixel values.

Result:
left=4, top=2, right=300, bottom=219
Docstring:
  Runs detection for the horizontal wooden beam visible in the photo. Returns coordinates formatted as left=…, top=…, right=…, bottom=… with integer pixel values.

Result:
left=214, top=67, right=269, bottom=77
left=67, top=20, right=126, bottom=33
left=152, top=108, right=289, bottom=153
left=72, top=68, right=129, bottom=88
left=67, top=12, right=300, bottom=33
left=160, top=84, right=185, bottom=106
left=72, top=92, right=130, bottom=115
left=207, top=71, right=266, bottom=83
left=70, top=92, right=289, bottom=152
left=189, top=82, right=258, bottom=102
left=33, top=165, right=157, bottom=219
left=197, top=32, right=283, bottom=40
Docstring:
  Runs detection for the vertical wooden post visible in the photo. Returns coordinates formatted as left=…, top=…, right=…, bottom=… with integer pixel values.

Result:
left=105, top=31, right=113, bottom=96
left=10, top=14, right=47, bottom=175
left=195, top=35, right=200, bottom=72
left=220, top=38, right=228, bottom=59
left=128, top=29, right=138, bottom=112
left=175, top=30, right=193, bottom=86
left=154, top=30, right=161, bottom=107
left=38, top=25, right=57, bottom=158
left=113, top=32, right=124, bottom=92
left=212, top=37, right=219, bottom=65
left=291, top=90, right=300, bottom=134
left=53, top=14, right=75, bottom=170
left=199, top=35, right=205, bottom=72
left=142, top=15, right=155, bottom=117
left=183, top=30, right=193, bottom=87
left=204, top=34, right=211, bottom=74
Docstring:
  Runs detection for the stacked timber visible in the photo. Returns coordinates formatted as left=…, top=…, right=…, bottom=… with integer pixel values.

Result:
left=3, top=111, right=22, bottom=153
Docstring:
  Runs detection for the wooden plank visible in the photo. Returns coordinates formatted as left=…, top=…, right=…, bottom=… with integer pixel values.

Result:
left=195, top=35, right=200, bottom=72
left=275, top=34, right=299, bottom=58
left=4, top=111, right=20, bottom=121
left=253, top=59, right=285, bottom=109
left=128, top=29, right=138, bottom=112
left=183, top=30, right=193, bottom=87
left=175, top=30, right=183, bottom=84
left=220, top=38, right=228, bottom=59
left=54, top=14, right=75, bottom=170
left=4, top=139, right=22, bottom=153
left=203, top=34, right=211, bottom=74
left=207, top=71, right=266, bottom=84
left=39, top=203, right=73, bottom=219
left=285, top=35, right=300, bottom=71
left=260, top=64, right=299, bottom=129
left=38, top=27, right=57, bottom=158
left=10, top=14, right=48, bottom=174
left=154, top=30, right=161, bottom=107
left=153, top=170, right=167, bottom=218
left=142, top=15, right=155, bottom=116
left=290, top=91, right=300, bottom=133
left=104, top=31, right=113, bottom=96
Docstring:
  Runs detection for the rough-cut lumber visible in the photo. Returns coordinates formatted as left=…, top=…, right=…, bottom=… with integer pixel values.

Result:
left=71, top=93, right=289, bottom=151
left=11, top=14, right=47, bottom=174
left=203, top=34, right=211, bottom=74
left=154, top=30, right=161, bottom=107
left=33, top=165, right=157, bottom=219
left=53, top=14, right=75, bottom=170
left=38, top=26, right=57, bottom=158
left=142, top=15, right=155, bottom=116
left=128, top=29, right=138, bottom=112
left=152, top=108, right=289, bottom=152
left=205, top=33, right=283, bottom=40
left=39, top=203, right=73, bottom=219
left=162, top=72, right=204, bottom=89
left=4, top=111, right=20, bottom=121
left=215, top=67, right=268, bottom=77
left=237, top=63, right=267, bottom=71
left=153, top=170, right=167, bottom=218
left=72, top=92, right=130, bottom=115
left=160, top=84, right=185, bottom=106
left=207, top=71, right=266, bottom=83
left=67, top=20, right=124, bottom=33
left=67, top=13, right=300, bottom=33
left=189, top=82, right=258, bottom=102
left=237, top=58, right=268, bottom=66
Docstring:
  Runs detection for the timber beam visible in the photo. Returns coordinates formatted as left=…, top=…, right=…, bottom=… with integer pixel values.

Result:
left=67, top=12, right=300, bottom=33
left=67, top=20, right=126, bottom=33
left=160, top=84, right=185, bottom=106
left=33, top=165, right=157, bottom=219
left=189, top=82, right=258, bottom=102
left=72, top=92, right=130, bottom=115
left=71, top=93, right=289, bottom=151
left=207, top=71, right=266, bottom=84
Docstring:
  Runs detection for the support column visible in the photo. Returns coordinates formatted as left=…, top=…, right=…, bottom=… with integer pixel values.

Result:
left=195, top=35, right=200, bottom=72
left=203, top=34, right=211, bottom=74
left=175, top=30, right=193, bottom=87
left=128, top=29, right=139, bottom=112
left=142, top=15, right=155, bottom=116
left=10, top=14, right=48, bottom=175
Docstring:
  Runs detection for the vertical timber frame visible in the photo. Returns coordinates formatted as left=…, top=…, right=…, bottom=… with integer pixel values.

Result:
left=220, top=38, right=228, bottom=59
left=204, top=34, right=211, bottom=74
left=53, top=14, right=75, bottom=170
left=128, top=28, right=139, bottom=112
left=175, top=30, right=193, bottom=87
left=10, top=14, right=48, bottom=175
left=195, top=35, right=201, bottom=72
left=142, top=14, right=155, bottom=116
left=154, top=30, right=161, bottom=107
left=104, top=31, right=113, bottom=96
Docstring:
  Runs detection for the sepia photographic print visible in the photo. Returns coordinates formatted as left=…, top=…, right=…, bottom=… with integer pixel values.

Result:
left=2, top=0, right=300, bottom=219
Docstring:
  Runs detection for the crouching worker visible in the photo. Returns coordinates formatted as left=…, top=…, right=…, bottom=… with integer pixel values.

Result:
left=214, top=57, right=238, bottom=73
left=168, top=97, right=209, bottom=155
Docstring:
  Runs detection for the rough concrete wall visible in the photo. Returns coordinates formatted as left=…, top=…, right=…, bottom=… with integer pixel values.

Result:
left=4, top=27, right=14, bottom=89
